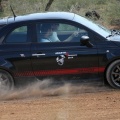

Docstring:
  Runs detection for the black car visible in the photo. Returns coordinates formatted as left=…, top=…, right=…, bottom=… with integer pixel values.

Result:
left=0, top=12, right=120, bottom=90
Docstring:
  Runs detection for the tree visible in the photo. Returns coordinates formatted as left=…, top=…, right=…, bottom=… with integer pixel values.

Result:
left=0, top=0, right=3, bottom=12
left=45, top=0, right=54, bottom=11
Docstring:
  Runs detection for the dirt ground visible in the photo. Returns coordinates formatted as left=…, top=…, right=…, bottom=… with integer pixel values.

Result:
left=0, top=79, right=120, bottom=120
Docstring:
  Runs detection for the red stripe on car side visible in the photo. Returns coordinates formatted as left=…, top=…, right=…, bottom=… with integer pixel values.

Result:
left=14, top=67, right=105, bottom=77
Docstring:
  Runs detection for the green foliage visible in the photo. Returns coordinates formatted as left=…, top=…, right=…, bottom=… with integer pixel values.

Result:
left=95, top=0, right=107, bottom=5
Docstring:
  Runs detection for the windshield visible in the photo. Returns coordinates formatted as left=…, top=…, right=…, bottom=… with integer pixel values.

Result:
left=97, top=23, right=111, bottom=34
left=74, top=14, right=111, bottom=38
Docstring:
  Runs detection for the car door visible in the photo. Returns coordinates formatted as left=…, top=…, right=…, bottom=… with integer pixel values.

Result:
left=31, top=21, right=99, bottom=79
left=0, top=24, right=33, bottom=77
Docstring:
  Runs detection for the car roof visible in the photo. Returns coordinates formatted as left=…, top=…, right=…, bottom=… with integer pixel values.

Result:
left=0, top=12, right=75, bottom=25
left=0, top=12, right=110, bottom=38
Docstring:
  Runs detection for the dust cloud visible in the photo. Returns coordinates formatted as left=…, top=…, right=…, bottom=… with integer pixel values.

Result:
left=0, top=78, right=112, bottom=101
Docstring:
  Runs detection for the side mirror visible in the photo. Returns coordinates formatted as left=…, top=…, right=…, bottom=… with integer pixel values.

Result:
left=80, top=36, right=93, bottom=48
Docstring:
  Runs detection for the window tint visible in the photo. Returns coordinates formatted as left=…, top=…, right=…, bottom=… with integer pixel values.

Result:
left=36, top=22, right=88, bottom=43
left=36, top=23, right=53, bottom=42
left=58, top=24, right=77, bottom=31
left=5, top=26, right=27, bottom=43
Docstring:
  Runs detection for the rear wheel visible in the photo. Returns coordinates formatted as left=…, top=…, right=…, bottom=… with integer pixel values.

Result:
left=0, top=70, right=14, bottom=90
left=106, top=60, right=120, bottom=88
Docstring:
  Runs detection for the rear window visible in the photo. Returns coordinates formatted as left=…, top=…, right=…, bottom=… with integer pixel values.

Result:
left=5, top=26, right=28, bottom=43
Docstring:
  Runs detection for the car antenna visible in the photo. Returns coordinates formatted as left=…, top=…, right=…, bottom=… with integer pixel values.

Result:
left=10, top=5, right=16, bottom=21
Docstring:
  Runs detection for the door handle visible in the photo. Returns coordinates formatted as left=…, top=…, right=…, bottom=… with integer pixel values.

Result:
left=32, top=53, right=46, bottom=57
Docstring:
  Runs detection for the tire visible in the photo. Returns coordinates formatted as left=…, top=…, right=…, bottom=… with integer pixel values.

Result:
left=0, top=69, right=14, bottom=91
left=106, top=60, right=120, bottom=89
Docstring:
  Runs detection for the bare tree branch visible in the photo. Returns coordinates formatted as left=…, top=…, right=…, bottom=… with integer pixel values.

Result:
left=45, top=0, right=54, bottom=11
left=0, top=0, right=3, bottom=12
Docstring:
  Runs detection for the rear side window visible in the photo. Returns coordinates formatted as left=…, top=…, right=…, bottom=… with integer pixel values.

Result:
left=5, top=26, right=28, bottom=43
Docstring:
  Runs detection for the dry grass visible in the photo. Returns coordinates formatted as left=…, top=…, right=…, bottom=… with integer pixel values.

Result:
left=0, top=0, right=120, bottom=29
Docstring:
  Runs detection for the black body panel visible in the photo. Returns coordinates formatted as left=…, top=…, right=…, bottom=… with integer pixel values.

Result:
left=0, top=12, right=120, bottom=88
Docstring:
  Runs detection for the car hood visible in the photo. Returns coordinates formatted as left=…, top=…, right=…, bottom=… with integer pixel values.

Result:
left=107, top=35, right=120, bottom=47
left=107, top=35, right=120, bottom=41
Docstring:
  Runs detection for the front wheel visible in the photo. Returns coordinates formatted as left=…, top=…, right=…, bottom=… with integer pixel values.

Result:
left=106, top=60, right=120, bottom=89
left=0, top=70, right=14, bottom=91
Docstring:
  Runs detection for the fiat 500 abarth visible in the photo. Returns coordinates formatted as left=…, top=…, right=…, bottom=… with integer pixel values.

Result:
left=0, top=12, right=120, bottom=90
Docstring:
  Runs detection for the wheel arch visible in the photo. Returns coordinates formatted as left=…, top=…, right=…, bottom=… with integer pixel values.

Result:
left=0, top=67, right=15, bottom=83
left=103, top=57, right=120, bottom=85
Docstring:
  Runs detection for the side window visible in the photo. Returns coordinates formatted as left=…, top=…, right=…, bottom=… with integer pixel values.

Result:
left=5, top=26, right=28, bottom=43
left=36, top=23, right=53, bottom=43
left=36, top=22, right=88, bottom=43
left=57, top=24, right=88, bottom=42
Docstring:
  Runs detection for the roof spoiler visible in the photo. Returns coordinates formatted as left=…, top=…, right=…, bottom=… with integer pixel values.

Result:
left=10, top=5, right=16, bottom=20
